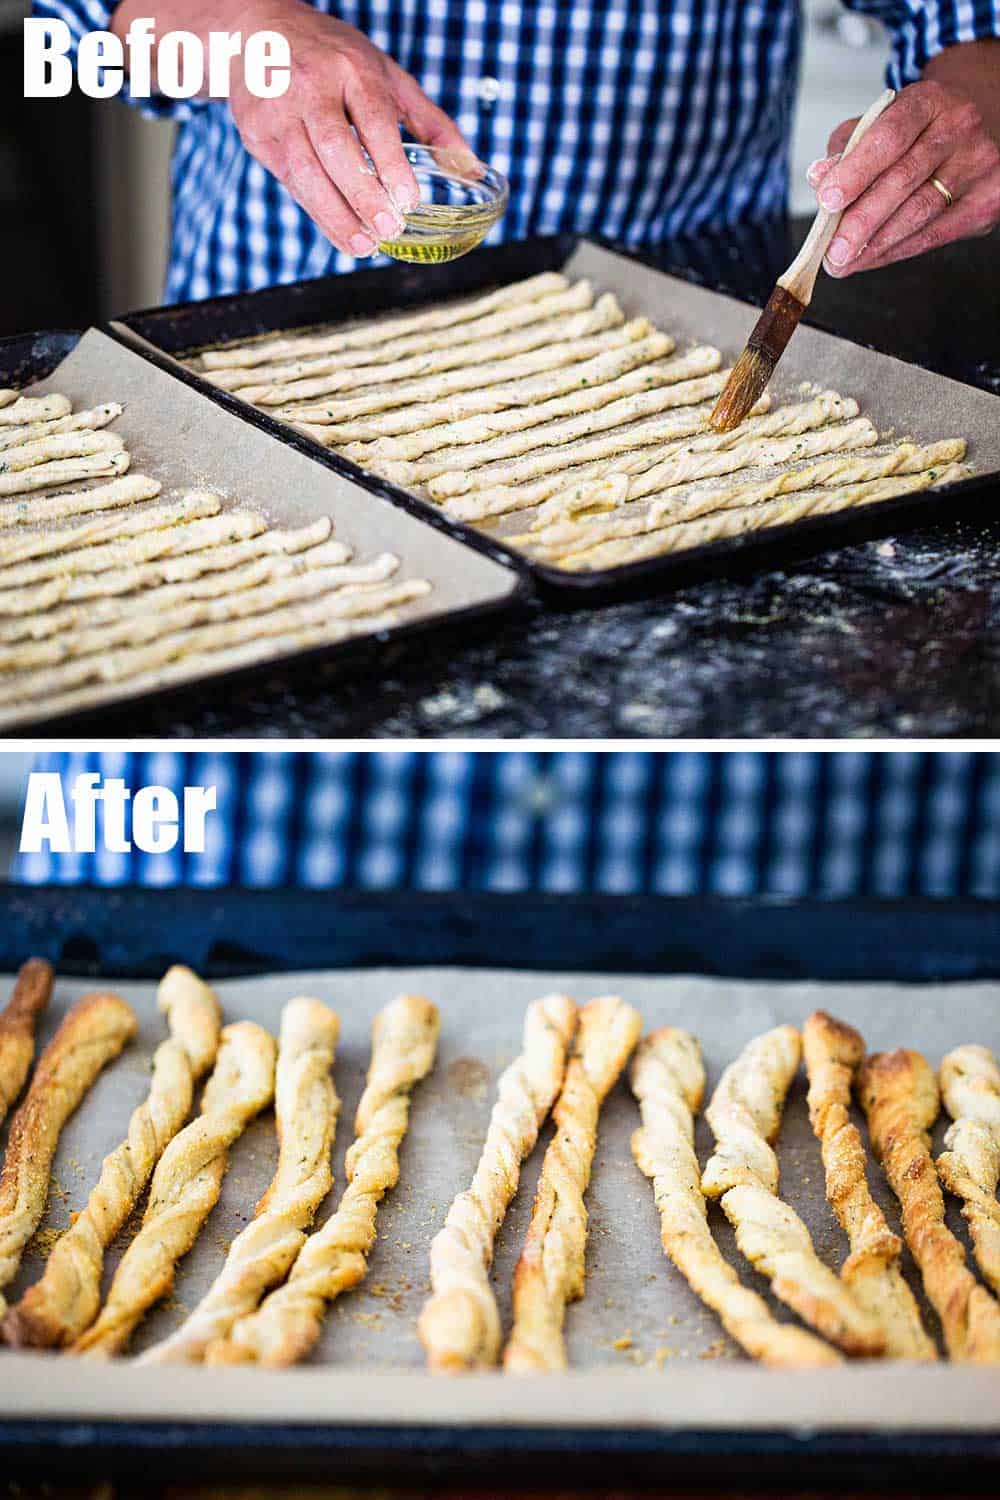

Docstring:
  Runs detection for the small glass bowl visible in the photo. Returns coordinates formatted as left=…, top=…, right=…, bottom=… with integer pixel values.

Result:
left=376, top=144, right=509, bottom=264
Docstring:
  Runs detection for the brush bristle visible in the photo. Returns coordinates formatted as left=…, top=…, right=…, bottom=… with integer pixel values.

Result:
left=709, top=345, right=777, bottom=433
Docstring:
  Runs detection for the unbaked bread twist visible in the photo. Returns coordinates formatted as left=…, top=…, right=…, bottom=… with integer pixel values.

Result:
left=72, top=1020, right=277, bottom=1357
left=631, top=1027, right=840, bottom=1366
left=206, top=994, right=439, bottom=1367
left=859, top=1048, right=1000, bottom=1363
left=936, top=1044, right=1000, bottom=1298
left=419, top=993, right=577, bottom=1371
left=503, top=995, right=642, bottom=1372
left=702, top=1025, right=884, bottom=1357
left=0, top=991, right=136, bottom=1317
left=802, top=1011, right=935, bottom=1360
left=0, top=960, right=53, bottom=1127
left=139, top=996, right=340, bottom=1364
left=4, top=966, right=222, bottom=1349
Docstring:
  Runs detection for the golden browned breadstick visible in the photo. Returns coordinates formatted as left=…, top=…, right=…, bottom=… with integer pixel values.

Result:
left=702, top=1025, right=884, bottom=1357
left=72, top=1020, right=276, bottom=1357
left=139, top=997, right=339, bottom=1364
left=503, top=996, right=642, bottom=1372
left=206, top=994, right=439, bottom=1367
left=0, top=960, right=54, bottom=1127
left=937, top=1045, right=1000, bottom=1297
left=859, top=1048, right=1000, bottom=1363
left=4, top=967, right=222, bottom=1349
left=419, top=994, right=577, bottom=1371
left=631, top=1027, right=841, bottom=1366
left=0, top=991, right=136, bottom=1315
left=803, top=1012, right=935, bottom=1360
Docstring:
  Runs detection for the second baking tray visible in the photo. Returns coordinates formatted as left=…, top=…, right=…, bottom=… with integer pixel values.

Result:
left=0, top=329, right=524, bottom=733
left=116, top=235, right=1000, bottom=597
left=2, top=887, right=1000, bottom=1490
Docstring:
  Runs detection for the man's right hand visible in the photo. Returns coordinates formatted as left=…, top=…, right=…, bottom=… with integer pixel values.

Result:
left=113, top=0, right=475, bottom=256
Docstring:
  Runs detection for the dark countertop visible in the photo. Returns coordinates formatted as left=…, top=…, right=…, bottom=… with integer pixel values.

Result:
left=42, top=219, right=1000, bottom=741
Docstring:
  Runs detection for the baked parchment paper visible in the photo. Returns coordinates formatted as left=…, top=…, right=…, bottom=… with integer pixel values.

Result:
left=2, top=966, right=999, bottom=1432
left=3, top=330, right=519, bottom=731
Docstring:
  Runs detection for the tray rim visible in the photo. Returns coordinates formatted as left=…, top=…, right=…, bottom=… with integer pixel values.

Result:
left=114, top=233, right=1000, bottom=599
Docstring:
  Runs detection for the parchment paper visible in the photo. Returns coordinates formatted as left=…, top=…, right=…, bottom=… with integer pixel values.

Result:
left=3, top=331, right=519, bottom=731
left=2, top=966, right=999, bottom=1431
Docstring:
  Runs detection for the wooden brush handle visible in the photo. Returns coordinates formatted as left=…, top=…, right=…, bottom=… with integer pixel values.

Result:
left=779, top=88, right=896, bottom=304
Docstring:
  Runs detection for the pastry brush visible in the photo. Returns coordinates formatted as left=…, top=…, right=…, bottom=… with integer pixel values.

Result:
left=710, top=87, right=896, bottom=433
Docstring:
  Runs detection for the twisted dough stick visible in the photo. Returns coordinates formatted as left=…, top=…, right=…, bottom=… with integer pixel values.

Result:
left=631, top=1028, right=840, bottom=1366
left=4, top=967, right=222, bottom=1349
left=206, top=994, right=439, bottom=1366
left=73, top=1020, right=276, bottom=1357
left=503, top=995, right=642, bottom=1372
left=937, top=1045, right=1000, bottom=1297
left=701, top=1026, right=884, bottom=1357
left=859, top=1049, right=1000, bottom=1363
left=802, top=1012, right=935, bottom=1360
left=140, top=997, right=340, bottom=1364
left=0, top=960, right=53, bottom=1126
left=0, top=991, right=136, bottom=1316
left=419, top=993, right=577, bottom=1371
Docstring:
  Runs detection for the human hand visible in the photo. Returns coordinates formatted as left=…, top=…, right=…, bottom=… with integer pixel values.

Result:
left=807, top=78, right=1000, bottom=276
left=228, top=0, right=476, bottom=256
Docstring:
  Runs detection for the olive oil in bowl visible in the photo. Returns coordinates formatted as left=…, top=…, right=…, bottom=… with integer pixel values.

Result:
left=377, top=146, right=508, bottom=264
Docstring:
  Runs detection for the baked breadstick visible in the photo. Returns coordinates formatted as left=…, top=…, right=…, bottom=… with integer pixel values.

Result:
left=802, top=1012, right=935, bottom=1360
left=0, top=960, right=54, bottom=1126
left=141, top=997, right=340, bottom=1364
left=72, top=1020, right=277, bottom=1357
left=701, top=1025, right=884, bottom=1357
left=0, top=391, right=15, bottom=409
left=0, top=520, right=340, bottom=618
left=0, top=992, right=136, bottom=1315
left=0, top=475, right=162, bottom=532
left=504, top=995, right=642, bottom=1372
left=198, top=273, right=570, bottom=370
left=244, top=297, right=616, bottom=406
left=630, top=1028, right=840, bottom=1366
left=4, top=967, right=222, bottom=1349
left=279, top=320, right=650, bottom=426
left=0, top=402, right=123, bottom=451
left=859, top=1049, right=1000, bottom=1363
left=0, top=395, right=72, bottom=426
left=937, top=1045, right=1000, bottom=1297
left=419, top=993, right=577, bottom=1371
left=208, top=281, right=596, bottom=391
left=0, top=494, right=221, bottom=571
left=206, top=994, right=439, bottom=1367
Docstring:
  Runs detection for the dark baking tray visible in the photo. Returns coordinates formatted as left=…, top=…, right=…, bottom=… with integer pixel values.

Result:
left=0, top=330, right=528, bottom=736
left=115, top=234, right=1000, bottom=602
left=0, top=884, right=998, bottom=1491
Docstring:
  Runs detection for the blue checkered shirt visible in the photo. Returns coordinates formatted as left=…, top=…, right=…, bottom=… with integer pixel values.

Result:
left=34, top=1, right=1000, bottom=303
left=12, top=751, right=1000, bottom=898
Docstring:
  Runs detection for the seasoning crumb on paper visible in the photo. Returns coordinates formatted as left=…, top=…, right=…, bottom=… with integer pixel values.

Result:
left=612, top=1333, right=633, bottom=1350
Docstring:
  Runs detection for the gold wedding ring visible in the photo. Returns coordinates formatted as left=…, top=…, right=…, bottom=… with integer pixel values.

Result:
left=930, top=176, right=954, bottom=208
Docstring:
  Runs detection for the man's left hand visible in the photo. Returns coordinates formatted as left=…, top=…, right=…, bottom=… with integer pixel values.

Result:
left=808, top=76, right=1000, bottom=276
